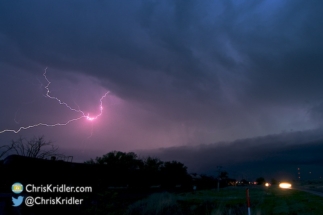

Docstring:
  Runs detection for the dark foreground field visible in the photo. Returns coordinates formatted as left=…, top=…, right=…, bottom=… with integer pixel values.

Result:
left=2, top=185, right=323, bottom=214
left=79, top=185, right=323, bottom=215
left=131, top=186, right=323, bottom=215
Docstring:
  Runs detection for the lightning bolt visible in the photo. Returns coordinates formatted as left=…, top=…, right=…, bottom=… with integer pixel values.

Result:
left=0, top=68, right=109, bottom=134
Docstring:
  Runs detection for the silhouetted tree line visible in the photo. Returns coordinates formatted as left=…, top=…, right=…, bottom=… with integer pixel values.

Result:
left=84, top=151, right=236, bottom=191
left=0, top=135, right=68, bottom=160
left=0, top=136, right=236, bottom=193
left=85, top=151, right=192, bottom=190
left=190, top=171, right=236, bottom=190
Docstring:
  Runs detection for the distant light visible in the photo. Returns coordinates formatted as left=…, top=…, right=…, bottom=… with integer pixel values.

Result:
left=279, top=183, right=292, bottom=189
left=265, top=183, right=270, bottom=187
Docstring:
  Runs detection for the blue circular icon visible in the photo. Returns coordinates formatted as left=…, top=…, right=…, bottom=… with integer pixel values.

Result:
left=12, top=183, right=23, bottom=194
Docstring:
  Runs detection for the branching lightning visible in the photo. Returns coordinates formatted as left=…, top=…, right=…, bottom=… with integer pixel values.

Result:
left=0, top=68, right=109, bottom=134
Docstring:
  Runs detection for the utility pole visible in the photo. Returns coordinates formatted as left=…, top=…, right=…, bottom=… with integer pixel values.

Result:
left=246, top=188, right=251, bottom=215
left=217, top=165, right=222, bottom=192
left=297, top=167, right=301, bottom=181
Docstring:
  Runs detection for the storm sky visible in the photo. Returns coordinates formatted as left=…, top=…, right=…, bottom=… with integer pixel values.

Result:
left=1, top=0, right=323, bottom=180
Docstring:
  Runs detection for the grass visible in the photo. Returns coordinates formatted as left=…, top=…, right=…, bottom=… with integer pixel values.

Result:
left=298, top=179, right=323, bottom=192
left=253, top=186, right=323, bottom=215
left=125, top=186, right=323, bottom=215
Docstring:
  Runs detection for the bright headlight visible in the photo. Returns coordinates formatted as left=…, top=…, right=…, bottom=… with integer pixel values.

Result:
left=279, top=182, right=292, bottom=189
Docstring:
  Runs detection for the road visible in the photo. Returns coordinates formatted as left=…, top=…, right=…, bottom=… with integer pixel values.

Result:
left=293, top=187, right=323, bottom=198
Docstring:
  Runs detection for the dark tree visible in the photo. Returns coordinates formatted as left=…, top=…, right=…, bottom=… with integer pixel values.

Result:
left=0, top=136, right=65, bottom=160
left=0, top=145, right=14, bottom=159
left=91, top=151, right=142, bottom=170
left=256, top=177, right=266, bottom=185
left=271, top=178, right=278, bottom=185
left=143, top=157, right=163, bottom=172
left=160, top=161, right=191, bottom=189
left=140, top=157, right=163, bottom=187
left=199, top=174, right=216, bottom=189
left=86, top=151, right=143, bottom=187
left=218, top=171, right=230, bottom=188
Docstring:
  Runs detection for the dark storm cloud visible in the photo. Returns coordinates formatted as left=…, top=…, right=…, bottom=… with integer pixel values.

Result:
left=1, top=0, right=323, bottom=150
left=139, top=128, right=323, bottom=180
left=1, top=1, right=321, bottom=106
left=1, top=1, right=216, bottom=115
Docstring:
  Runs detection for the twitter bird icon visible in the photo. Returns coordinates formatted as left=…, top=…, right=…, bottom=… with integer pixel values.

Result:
left=12, top=196, right=24, bottom=207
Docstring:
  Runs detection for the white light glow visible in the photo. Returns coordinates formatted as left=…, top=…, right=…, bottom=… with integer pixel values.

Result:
left=279, top=182, right=292, bottom=189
